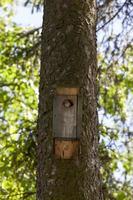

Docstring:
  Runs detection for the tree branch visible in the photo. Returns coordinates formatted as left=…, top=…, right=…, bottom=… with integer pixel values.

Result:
left=18, top=26, right=42, bottom=38
left=97, top=0, right=128, bottom=32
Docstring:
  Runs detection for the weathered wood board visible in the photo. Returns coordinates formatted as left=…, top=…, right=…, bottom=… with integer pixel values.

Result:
left=53, top=95, right=77, bottom=139
left=54, top=139, right=79, bottom=159
left=56, top=87, right=79, bottom=96
left=53, top=87, right=82, bottom=139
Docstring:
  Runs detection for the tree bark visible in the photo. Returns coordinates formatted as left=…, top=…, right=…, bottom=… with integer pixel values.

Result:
left=37, top=0, right=103, bottom=199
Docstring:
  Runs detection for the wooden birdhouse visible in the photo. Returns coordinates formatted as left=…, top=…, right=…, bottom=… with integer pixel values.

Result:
left=53, top=87, right=82, bottom=159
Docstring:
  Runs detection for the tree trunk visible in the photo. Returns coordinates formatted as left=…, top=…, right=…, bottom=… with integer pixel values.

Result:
left=37, top=0, right=103, bottom=199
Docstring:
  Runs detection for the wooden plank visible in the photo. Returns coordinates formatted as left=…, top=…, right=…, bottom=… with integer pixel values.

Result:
left=56, top=87, right=79, bottom=96
left=54, top=139, right=79, bottom=159
left=53, top=95, right=77, bottom=138
left=77, top=95, right=82, bottom=138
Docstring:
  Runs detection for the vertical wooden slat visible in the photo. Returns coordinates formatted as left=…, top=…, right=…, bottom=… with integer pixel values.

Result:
left=53, top=95, right=77, bottom=139
left=77, top=95, right=82, bottom=139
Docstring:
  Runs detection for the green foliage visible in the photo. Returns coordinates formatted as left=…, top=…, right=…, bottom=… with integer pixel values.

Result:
left=98, top=48, right=133, bottom=199
left=0, top=9, right=40, bottom=199
left=0, top=0, right=13, bottom=6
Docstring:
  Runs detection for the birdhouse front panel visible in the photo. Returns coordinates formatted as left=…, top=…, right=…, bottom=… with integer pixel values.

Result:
left=53, top=95, right=77, bottom=139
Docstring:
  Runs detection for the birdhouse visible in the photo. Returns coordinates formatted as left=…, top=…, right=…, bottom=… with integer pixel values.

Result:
left=53, top=87, right=82, bottom=159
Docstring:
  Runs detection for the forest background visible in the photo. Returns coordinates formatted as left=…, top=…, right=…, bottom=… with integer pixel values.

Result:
left=0, top=0, right=132, bottom=199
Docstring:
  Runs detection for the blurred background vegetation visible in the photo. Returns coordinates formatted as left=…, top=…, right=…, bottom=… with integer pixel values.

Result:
left=0, top=0, right=132, bottom=199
